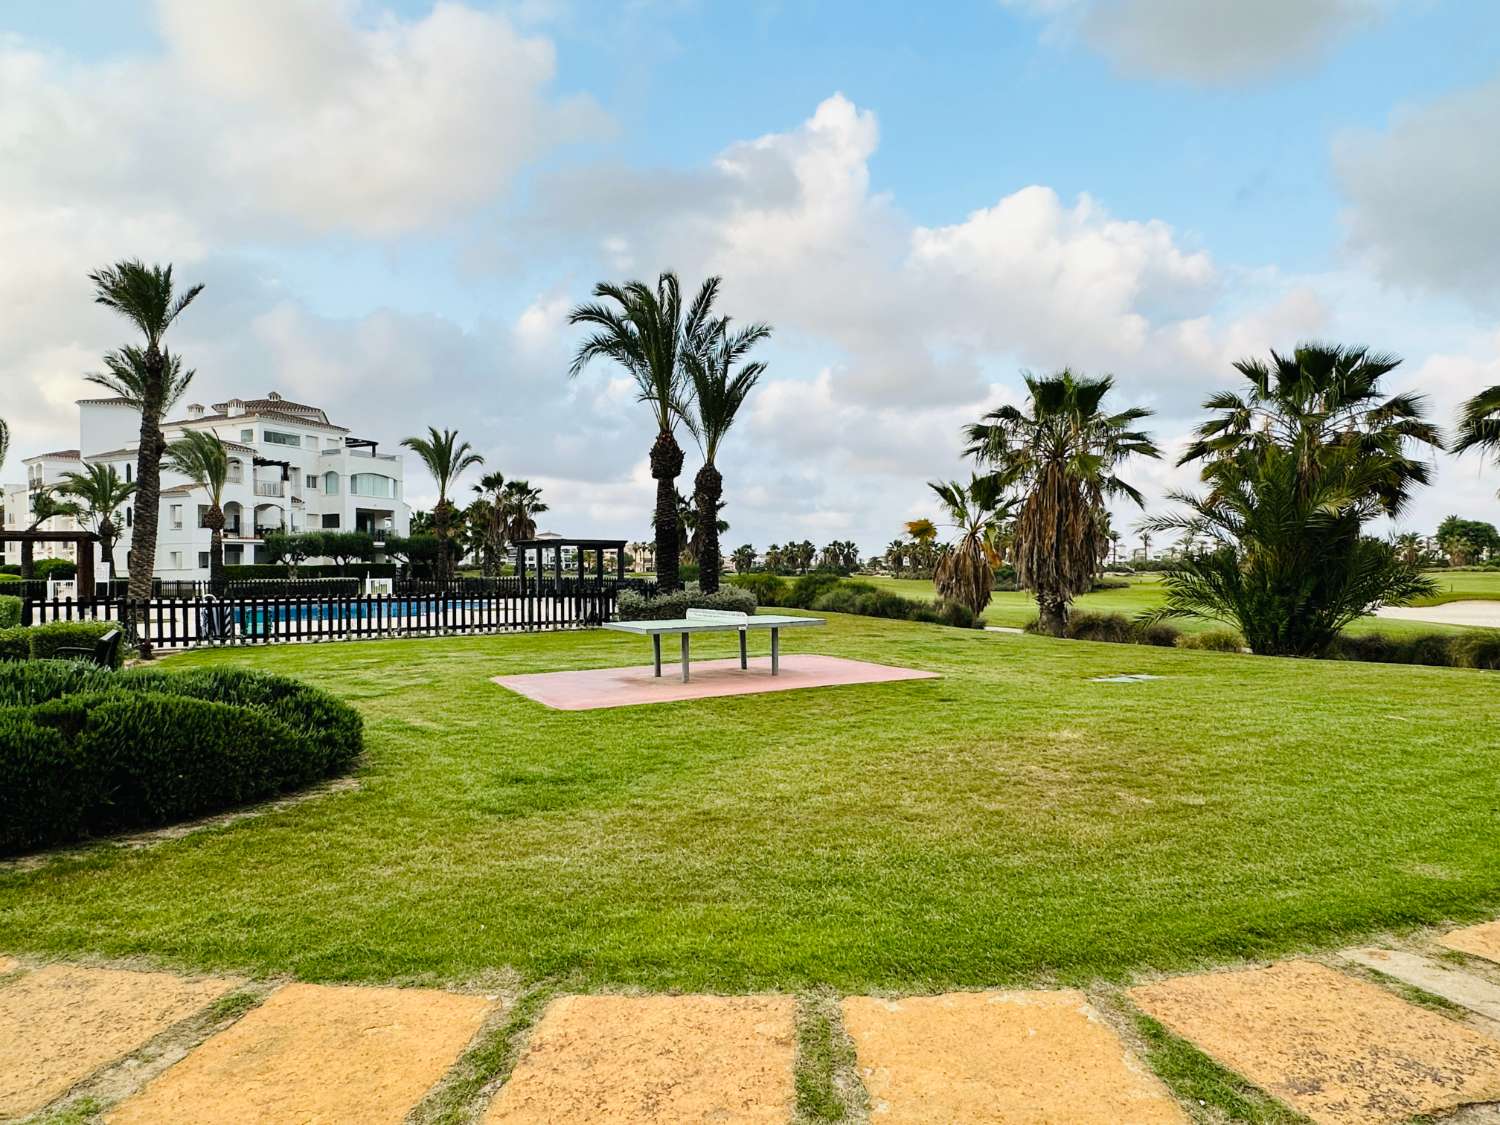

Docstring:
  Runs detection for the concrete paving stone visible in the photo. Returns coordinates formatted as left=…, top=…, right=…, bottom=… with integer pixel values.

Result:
left=1442, top=922, right=1500, bottom=966
left=1344, top=947, right=1500, bottom=1023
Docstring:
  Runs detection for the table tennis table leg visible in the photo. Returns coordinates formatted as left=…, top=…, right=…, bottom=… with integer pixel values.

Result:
left=739, top=628, right=747, bottom=670
left=680, top=631, right=691, bottom=682
left=771, top=627, right=779, bottom=676
left=653, top=634, right=662, bottom=677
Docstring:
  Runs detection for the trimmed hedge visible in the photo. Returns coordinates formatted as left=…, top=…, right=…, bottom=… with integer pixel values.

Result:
left=617, top=586, right=758, bottom=621
left=804, top=579, right=984, bottom=630
left=23, top=621, right=127, bottom=667
left=0, top=596, right=19, bottom=629
left=224, top=563, right=399, bottom=580
left=0, top=661, right=363, bottom=853
left=1327, top=630, right=1500, bottom=670
left=1176, top=629, right=1245, bottom=652
left=726, top=572, right=790, bottom=606
left=1025, top=611, right=1181, bottom=647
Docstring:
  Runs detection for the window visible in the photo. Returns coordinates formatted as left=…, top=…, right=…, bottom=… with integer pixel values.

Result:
left=198, top=552, right=210, bottom=569
left=323, top=471, right=340, bottom=495
left=263, top=430, right=301, bottom=447
left=306, top=473, right=318, bottom=491
left=350, top=473, right=395, bottom=498
left=198, top=504, right=210, bottom=528
left=240, top=428, right=254, bottom=443
left=323, top=514, right=341, bottom=529
left=126, top=507, right=133, bottom=527
left=170, top=504, right=183, bottom=529
left=169, top=551, right=183, bottom=569
left=125, top=462, right=132, bottom=482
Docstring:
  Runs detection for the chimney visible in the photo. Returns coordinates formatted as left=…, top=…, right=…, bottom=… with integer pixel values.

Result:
left=226, top=398, right=245, bottom=417
left=186, top=403, right=205, bottom=419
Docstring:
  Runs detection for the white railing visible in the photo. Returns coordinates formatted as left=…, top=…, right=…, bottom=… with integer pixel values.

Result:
left=254, top=481, right=284, bottom=497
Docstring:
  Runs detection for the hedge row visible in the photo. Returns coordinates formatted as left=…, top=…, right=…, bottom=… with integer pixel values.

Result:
left=0, top=596, right=19, bottom=630
left=0, top=620, right=126, bottom=666
left=224, top=563, right=399, bottom=580
left=0, top=661, right=363, bottom=853
left=727, top=572, right=984, bottom=629
left=617, top=585, right=758, bottom=621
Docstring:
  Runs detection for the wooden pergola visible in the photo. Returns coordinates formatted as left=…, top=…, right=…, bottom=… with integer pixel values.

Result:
left=514, top=538, right=628, bottom=595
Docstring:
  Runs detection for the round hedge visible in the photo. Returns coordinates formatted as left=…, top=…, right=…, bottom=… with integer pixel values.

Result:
left=0, top=661, right=363, bottom=854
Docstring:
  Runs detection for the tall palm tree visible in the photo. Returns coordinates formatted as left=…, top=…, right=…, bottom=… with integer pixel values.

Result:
left=731, top=544, right=756, bottom=573
left=886, top=540, right=906, bottom=575
left=1453, top=384, right=1500, bottom=495
left=162, top=431, right=229, bottom=593
left=402, top=426, right=483, bottom=582
left=681, top=319, right=770, bottom=592
left=470, top=470, right=508, bottom=576
left=19, top=487, right=82, bottom=579
left=1393, top=531, right=1423, bottom=567
left=929, top=475, right=1009, bottom=616
left=568, top=272, right=724, bottom=592
left=57, top=463, right=136, bottom=589
left=500, top=480, right=548, bottom=544
left=965, top=370, right=1159, bottom=635
left=0, top=417, right=8, bottom=474
left=87, top=261, right=204, bottom=620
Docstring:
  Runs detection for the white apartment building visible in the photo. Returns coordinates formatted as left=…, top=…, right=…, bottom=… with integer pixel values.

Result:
left=3, top=392, right=411, bottom=584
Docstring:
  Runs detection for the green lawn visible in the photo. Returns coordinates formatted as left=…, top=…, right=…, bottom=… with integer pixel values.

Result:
left=2, top=614, right=1497, bottom=995
left=862, top=572, right=1489, bottom=636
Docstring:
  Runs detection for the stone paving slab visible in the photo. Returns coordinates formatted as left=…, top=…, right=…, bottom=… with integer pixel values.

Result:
left=1442, top=922, right=1500, bottom=965
left=0, top=964, right=236, bottom=1119
left=1130, top=960, right=1500, bottom=1125
left=484, top=994, right=796, bottom=1123
left=1344, top=947, right=1500, bottom=1023
left=841, top=990, right=1185, bottom=1123
left=109, top=982, right=492, bottom=1125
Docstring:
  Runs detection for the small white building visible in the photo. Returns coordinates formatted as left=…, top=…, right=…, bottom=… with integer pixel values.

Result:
left=3, top=392, right=411, bottom=583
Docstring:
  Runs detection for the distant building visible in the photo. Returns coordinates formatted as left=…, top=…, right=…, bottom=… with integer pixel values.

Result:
left=627, top=540, right=655, bottom=574
left=2, top=392, right=411, bottom=583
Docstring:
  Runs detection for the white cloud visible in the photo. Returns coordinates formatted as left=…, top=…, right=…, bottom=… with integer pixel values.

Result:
left=0, top=1, right=605, bottom=237
left=1005, top=0, right=1385, bottom=83
left=1335, top=78, right=1500, bottom=298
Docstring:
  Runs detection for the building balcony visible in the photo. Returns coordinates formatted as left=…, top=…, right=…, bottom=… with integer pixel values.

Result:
left=253, top=481, right=285, bottom=498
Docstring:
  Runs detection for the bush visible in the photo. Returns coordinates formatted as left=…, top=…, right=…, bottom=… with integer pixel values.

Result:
left=727, top=572, right=790, bottom=606
left=0, top=596, right=20, bottom=629
left=616, top=585, right=758, bottom=621
left=25, top=620, right=128, bottom=667
left=1026, top=611, right=1179, bottom=646
left=32, top=559, right=77, bottom=581
left=224, top=562, right=398, bottom=581
left=0, top=628, right=29, bottom=661
left=1448, top=631, right=1500, bottom=670
left=0, top=661, right=362, bottom=853
left=1177, top=629, right=1244, bottom=652
left=784, top=572, right=845, bottom=609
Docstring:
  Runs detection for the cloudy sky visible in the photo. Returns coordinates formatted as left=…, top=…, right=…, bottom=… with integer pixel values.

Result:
left=4, top=0, right=1499, bottom=555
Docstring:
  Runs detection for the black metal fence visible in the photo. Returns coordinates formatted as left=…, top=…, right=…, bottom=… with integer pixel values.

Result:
left=24, top=588, right=620, bottom=651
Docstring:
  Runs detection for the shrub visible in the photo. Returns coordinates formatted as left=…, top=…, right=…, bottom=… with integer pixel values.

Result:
left=1025, top=611, right=1179, bottom=646
left=1136, top=621, right=1182, bottom=647
left=1177, top=630, right=1244, bottom=652
left=1325, top=632, right=1454, bottom=668
left=0, top=628, right=29, bottom=662
left=0, top=596, right=20, bottom=629
left=727, top=572, right=790, bottom=606
left=32, top=559, right=77, bottom=581
left=1449, top=631, right=1500, bottom=671
left=616, top=585, right=758, bottom=622
left=784, top=572, right=844, bottom=609
left=0, top=661, right=363, bottom=853
left=25, top=620, right=127, bottom=667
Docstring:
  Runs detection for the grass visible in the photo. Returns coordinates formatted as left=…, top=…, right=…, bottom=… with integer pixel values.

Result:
left=862, top=572, right=1487, bottom=636
left=1129, top=1014, right=1309, bottom=1123
left=1, top=614, right=1498, bottom=994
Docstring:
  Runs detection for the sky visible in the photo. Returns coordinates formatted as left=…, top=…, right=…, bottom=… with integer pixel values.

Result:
left=4, top=0, right=1500, bottom=556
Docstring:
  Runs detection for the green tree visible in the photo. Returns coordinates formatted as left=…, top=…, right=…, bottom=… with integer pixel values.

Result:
left=162, top=431, right=229, bottom=593
left=681, top=318, right=770, bottom=592
left=57, top=463, right=137, bottom=588
left=929, top=475, right=1012, bottom=617
left=731, top=544, right=756, bottom=573
left=469, top=471, right=508, bottom=575
left=500, top=480, right=548, bottom=544
left=965, top=370, right=1159, bottom=635
left=569, top=272, right=724, bottom=592
left=1434, top=515, right=1499, bottom=558
left=18, top=487, right=82, bottom=579
left=401, top=426, right=483, bottom=583
left=1453, top=384, right=1500, bottom=495
left=885, top=539, right=906, bottom=575
left=86, top=261, right=204, bottom=627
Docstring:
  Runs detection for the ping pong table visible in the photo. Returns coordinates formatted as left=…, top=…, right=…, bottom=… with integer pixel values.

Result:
left=602, top=608, right=824, bottom=682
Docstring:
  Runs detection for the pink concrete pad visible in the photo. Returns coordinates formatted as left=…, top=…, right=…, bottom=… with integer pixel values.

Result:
left=492, top=654, right=938, bottom=710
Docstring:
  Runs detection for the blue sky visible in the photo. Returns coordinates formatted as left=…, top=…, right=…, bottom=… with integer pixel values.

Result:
left=4, top=0, right=1500, bottom=551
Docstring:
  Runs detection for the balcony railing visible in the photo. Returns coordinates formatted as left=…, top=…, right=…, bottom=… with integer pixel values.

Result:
left=254, top=481, right=285, bottom=497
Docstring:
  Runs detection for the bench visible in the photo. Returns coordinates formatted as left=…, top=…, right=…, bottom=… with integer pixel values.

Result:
left=54, top=627, right=122, bottom=667
left=602, top=608, right=824, bottom=682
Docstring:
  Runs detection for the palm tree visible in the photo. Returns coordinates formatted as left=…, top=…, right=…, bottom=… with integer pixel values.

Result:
left=401, top=426, right=483, bottom=582
left=162, top=431, right=229, bottom=593
left=87, top=261, right=204, bottom=619
left=965, top=370, right=1160, bottom=635
left=470, top=470, right=508, bottom=576
left=731, top=544, right=756, bottom=573
left=1453, top=384, right=1500, bottom=495
left=885, top=539, right=906, bottom=575
left=929, top=475, right=1010, bottom=616
left=57, top=463, right=136, bottom=589
left=1108, top=530, right=1122, bottom=566
left=0, top=417, right=8, bottom=474
left=568, top=272, right=724, bottom=592
left=1393, top=531, right=1423, bottom=567
left=500, top=480, right=548, bottom=544
left=681, top=319, right=770, bottom=592
left=764, top=543, right=784, bottom=574
left=19, top=487, right=82, bottom=579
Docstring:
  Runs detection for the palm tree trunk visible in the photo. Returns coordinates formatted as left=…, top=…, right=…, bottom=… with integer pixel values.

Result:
left=694, top=461, right=723, bottom=594
left=129, top=361, right=165, bottom=656
left=205, top=505, right=226, bottom=594
left=100, top=517, right=117, bottom=589
left=651, top=429, right=683, bottom=591
left=1037, top=591, right=1067, bottom=636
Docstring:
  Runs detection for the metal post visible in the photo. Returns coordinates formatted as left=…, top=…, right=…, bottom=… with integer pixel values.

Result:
left=680, top=631, right=691, bottom=683
left=739, top=628, right=747, bottom=670
left=771, top=627, right=780, bottom=676
left=653, top=633, right=662, bottom=677
left=615, top=546, right=625, bottom=583
left=553, top=544, right=562, bottom=596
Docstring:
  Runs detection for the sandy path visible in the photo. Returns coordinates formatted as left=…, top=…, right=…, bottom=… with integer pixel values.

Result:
left=1374, top=600, right=1500, bottom=628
